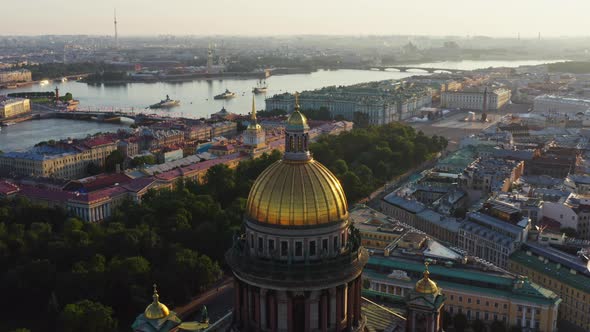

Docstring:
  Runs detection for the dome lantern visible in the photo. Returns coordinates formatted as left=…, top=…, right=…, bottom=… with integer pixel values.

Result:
left=284, top=92, right=311, bottom=161
left=415, top=262, right=440, bottom=295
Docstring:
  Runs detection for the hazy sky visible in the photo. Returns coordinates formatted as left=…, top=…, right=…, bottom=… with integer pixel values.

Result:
left=4, top=0, right=590, bottom=37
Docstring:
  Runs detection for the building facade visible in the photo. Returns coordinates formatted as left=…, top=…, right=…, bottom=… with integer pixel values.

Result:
left=0, top=97, right=31, bottom=119
left=441, top=88, right=511, bottom=111
left=0, top=69, right=32, bottom=84
left=509, top=243, right=590, bottom=331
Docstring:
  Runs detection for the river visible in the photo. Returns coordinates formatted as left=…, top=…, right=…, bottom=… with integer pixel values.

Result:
left=0, top=59, right=560, bottom=151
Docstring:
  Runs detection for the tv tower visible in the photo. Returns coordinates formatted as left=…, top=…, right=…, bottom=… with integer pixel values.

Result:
left=114, top=9, right=119, bottom=49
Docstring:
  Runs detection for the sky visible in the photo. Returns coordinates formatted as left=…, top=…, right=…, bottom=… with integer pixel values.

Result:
left=3, top=0, right=590, bottom=37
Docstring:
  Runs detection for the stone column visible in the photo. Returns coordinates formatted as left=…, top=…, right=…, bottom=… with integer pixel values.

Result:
left=346, top=282, right=353, bottom=330
left=287, top=295, right=294, bottom=332
left=234, top=280, right=241, bottom=325
left=277, top=292, right=288, bottom=331
left=521, top=306, right=526, bottom=328
left=242, top=285, right=249, bottom=332
left=305, top=297, right=311, bottom=332
left=354, top=278, right=361, bottom=326
left=260, top=289, right=267, bottom=330
left=329, top=288, right=336, bottom=329
left=335, top=287, right=342, bottom=332
left=254, top=290, right=261, bottom=332
left=321, top=292, right=328, bottom=332
left=269, top=292, right=277, bottom=332
left=309, top=292, right=319, bottom=331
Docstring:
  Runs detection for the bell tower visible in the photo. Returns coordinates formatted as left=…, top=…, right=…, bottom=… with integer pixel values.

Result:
left=406, top=263, right=446, bottom=332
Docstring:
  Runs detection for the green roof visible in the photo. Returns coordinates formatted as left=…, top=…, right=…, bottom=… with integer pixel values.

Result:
left=510, top=250, right=590, bottom=294
left=368, top=256, right=514, bottom=287
left=366, top=256, right=560, bottom=305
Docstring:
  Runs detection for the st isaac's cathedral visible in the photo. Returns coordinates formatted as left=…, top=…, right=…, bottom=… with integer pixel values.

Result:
left=133, top=96, right=445, bottom=332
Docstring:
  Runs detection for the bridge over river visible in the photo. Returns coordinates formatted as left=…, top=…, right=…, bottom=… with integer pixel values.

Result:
left=36, top=106, right=192, bottom=125
left=367, top=66, right=466, bottom=74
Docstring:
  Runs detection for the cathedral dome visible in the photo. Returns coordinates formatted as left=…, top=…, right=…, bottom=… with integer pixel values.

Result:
left=415, top=265, right=439, bottom=295
left=246, top=158, right=348, bottom=226
left=286, top=111, right=309, bottom=131
left=144, top=285, right=170, bottom=320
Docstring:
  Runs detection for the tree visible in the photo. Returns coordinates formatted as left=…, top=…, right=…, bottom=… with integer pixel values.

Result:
left=441, top=310, right=452, bottom=331
left=353, top=111, right=370, bottom=128
left=509, top=326, right=523, bottom=332
left=86, top=162, right=102, bottom=175
left=105, top=150, right=125, bottom=172
left=490, top=320, right=507, bottom=332
left=204, top=164, right=236, bottom=205
left=560, top=227, right=577, bottom=237
left=59, top=300, right=117, bottom=332
left=472, top=319, right=486, bottom=332
left=453, top=312, right=468, bottom=332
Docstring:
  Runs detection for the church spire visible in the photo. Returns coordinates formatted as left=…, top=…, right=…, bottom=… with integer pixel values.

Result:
left=251, top=94, right=257, bottom=122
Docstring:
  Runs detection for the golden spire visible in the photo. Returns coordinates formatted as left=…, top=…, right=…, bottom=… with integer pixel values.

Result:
left=251, top=94, right=257, bottom=122
left=294, top=91, right=300, bottom=112
left=152, top=283, right=160, bottom=303
left=423, top=262, right=430, bottom=279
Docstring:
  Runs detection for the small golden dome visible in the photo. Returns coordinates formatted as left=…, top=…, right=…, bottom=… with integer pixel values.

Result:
left=145, top=284, right=170, bottom=320
left=286, top=111, right=309, bottom=131
left=415, top=263, right=439, bottom=295
left=246, top=158, right=348, bottom=226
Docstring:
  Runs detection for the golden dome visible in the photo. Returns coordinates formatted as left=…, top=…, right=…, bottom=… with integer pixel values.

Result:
left=246, top=158, right=348, bottom=226
left=145, top=285, right=170, bottom=320
left=415, top=264, right=439, bottom=295
left=286, top=110, right=309, bottom=131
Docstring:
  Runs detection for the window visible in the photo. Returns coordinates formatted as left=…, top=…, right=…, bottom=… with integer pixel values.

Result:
left=484, top=312, right=489, bottom=321
left=468, top=298, right=472, bottom=304
left=281, top=241, right=288, bottom=256
left=309, top=241, right=316, bottom=256
left=268, top=239, right=275, bottom=252
left=322, top=239, right=328, bottom=251
left=503, top=304, right=507, bottom=310
left=341, top=233, right=345, bottom=248
left=459, top=296, right=463, bottom=302
left=258, top=237, right=263, bottom=252
left=251, top=234, right=254, bottom=248
left=295, top=242, right=303, bottom=256
left=333, top=237, right=338, bottom=251
left=518, top=305, right=523, bottom=312
left=476, top=299, right=480, bottom=305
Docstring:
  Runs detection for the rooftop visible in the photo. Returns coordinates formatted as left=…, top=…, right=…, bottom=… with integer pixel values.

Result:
left=510, top=245, right=590, bottom=294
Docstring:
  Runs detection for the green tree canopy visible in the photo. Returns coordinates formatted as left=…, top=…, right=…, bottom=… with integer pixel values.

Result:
left=59, top=300, right=117, bottom=332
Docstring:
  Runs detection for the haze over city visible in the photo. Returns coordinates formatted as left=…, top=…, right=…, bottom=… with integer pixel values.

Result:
left=4, top=0, right=590, bottom=37
left=3, top=2, right=590, bottom=332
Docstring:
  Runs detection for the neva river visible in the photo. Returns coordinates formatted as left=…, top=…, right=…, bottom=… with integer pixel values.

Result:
left=0, top=59, right=560, bottom=151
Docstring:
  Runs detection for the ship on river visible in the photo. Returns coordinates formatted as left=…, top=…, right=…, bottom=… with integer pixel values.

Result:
left=252, top=80, right=268, bottom=94
left=214, top=89, right=236, bottom=100
left=149, top=95, right=180, bottom=108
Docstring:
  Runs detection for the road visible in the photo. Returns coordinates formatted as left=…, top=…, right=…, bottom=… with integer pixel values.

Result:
left=173, top=277, right=234, bottom=322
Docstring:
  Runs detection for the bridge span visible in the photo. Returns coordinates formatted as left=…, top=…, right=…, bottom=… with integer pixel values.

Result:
left=367, top=66, right=465, bottom=74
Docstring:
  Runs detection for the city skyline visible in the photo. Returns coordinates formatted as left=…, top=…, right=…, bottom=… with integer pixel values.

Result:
left=4, top=0, right=590, bottom=37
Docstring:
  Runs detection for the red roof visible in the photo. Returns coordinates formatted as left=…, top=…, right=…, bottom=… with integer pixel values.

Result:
left=82, top=136, right=116, bottom=148
left=122, top=177, right=156, bottom=192
left=0, top=180, right=19, bottom=196
left=155, top=153, right=244, bottom=181
left=64, top=173, right=132, bottom=192
left=18, top=184, right=77, bottom=203
left=69, top=186, right=127, bottom=204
